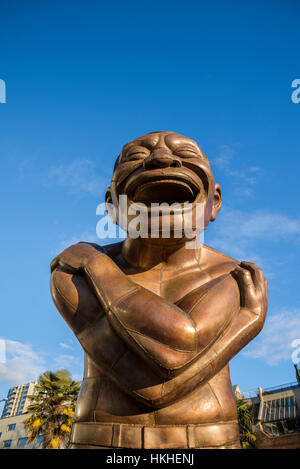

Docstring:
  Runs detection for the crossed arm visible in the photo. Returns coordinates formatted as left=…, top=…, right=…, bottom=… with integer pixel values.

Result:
left=50, top=242, right=268, bottom=407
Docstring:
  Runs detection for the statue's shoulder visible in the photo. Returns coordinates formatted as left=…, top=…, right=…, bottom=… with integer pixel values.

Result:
left=201, top=244, right=239, bottom=277
left=50, top=240, right=123, bottom=270
left=50, top=242, right=103, bottom=316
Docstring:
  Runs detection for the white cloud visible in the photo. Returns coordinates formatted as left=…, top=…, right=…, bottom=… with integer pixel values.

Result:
left=0, top=339, right=45, bottom=386
left=212, top=144, right=262, bottom=197
left=0, top=339, right=5, bottom=364
left=59, top=342, right=73, bottom=350
left=53, top=354, right=81, bottom=369
left=240, top=212, right=300, bottom=240
left=52, top=354, right=83, bottom=381
left=243, top=308, right=300, bottom=365
left=57, top=229, right=99, bottom=252
left=213, top=144, right=235, bottom=169
left=56, top=226, right=122, bottom=254
left=208, top=206, right=300, bottom=261
left=0, top=339, right=84, bottom=388
left=216, top=207, right=300, bottom=241
left=211, top=143, right=298, bottom=265
left=47, top=159, right=109, bottom=197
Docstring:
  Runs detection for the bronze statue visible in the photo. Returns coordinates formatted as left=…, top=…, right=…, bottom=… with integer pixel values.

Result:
left=50, top=131, right=268, bottom=449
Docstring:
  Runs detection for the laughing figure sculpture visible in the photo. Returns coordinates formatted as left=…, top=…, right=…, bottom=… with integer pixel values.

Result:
left=50, top=131, right=268, bottom=449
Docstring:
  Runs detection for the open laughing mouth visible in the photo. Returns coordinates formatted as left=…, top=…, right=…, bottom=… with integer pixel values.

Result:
left=122, top=169, right=202, bottom=206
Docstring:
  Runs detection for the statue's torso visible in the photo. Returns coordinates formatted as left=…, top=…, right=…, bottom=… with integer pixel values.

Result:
left=70, top=245, right=241, bottom=448
left=77, top=357, right=237, bottom=425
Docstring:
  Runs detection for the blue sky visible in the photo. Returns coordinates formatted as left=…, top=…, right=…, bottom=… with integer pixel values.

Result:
left=0, top=0, right=300, bottom=409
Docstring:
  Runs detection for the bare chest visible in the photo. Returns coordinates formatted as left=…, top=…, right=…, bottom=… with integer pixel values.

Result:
left=126, top=265, right=217, bottom=303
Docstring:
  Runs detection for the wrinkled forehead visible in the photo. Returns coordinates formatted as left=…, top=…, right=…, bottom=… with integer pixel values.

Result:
left=121, top=131, right=205, bottom=155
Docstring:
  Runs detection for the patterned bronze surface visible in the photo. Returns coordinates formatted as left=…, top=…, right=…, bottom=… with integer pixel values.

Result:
left=50, top=131, right=268, bottom=449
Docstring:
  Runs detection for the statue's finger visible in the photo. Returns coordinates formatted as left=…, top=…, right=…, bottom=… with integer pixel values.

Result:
left=232, top=266, right=258, bottom=310
left=240, top=261, right=264, bottom=289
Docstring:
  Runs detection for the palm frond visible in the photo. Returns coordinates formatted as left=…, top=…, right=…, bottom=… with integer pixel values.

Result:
left=24, top=369, right=80, bottom=449
left=236, top=397, right=257, bottom=449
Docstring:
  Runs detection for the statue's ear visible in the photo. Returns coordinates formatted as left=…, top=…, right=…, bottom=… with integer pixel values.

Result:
left=105, top=187, right=117, bottom=224
left=210, top=183, right=222, bottom=222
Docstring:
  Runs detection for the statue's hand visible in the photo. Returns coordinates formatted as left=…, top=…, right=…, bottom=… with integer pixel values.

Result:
left=50, top=242, right=103, bottom=273
left=232, top=261, right=268, bottom=317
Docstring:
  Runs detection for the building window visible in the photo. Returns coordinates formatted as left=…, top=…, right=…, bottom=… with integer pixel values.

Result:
left=261, top=395, right=297, bottom=423
left=18, top=437, right=28, bottom=447
left=3, top=440, right=12, bottom=448
left=7, top=423, right=16, bottom=431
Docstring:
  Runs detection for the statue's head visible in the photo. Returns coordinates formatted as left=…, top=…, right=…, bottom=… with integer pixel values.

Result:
left=105, top=131, right=222, bottom=240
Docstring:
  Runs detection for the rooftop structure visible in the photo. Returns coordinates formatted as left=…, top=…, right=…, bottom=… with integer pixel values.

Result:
left=1, top=382, right=37, bottom=419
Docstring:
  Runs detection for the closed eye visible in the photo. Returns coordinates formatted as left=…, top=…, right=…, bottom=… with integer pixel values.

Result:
left=126, top=152, right=148, bottom=160
left=122, top=147, right=150, bottom=161
left=174, top=147, right=200, bottom=158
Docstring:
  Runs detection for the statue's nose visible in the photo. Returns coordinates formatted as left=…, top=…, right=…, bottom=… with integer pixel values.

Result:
left=143, top=149, right=182, bottom=169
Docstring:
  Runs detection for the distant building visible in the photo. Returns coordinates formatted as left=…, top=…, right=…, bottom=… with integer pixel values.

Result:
left=248, top=381, right=300, bottom=437
left=1, top=382, right=37, bottom=419
left=233, top=384, right=243, bottom=400
left=0, top=381, right=43, bottom=448
left=0, top=414, right=43, bottom=449
left=237, top=366, right=300, bottom=449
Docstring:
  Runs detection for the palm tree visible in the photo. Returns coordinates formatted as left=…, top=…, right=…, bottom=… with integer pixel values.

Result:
left=24, top=369, right=80, bottom=449
left=236, top=398, right=257, bottom=449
